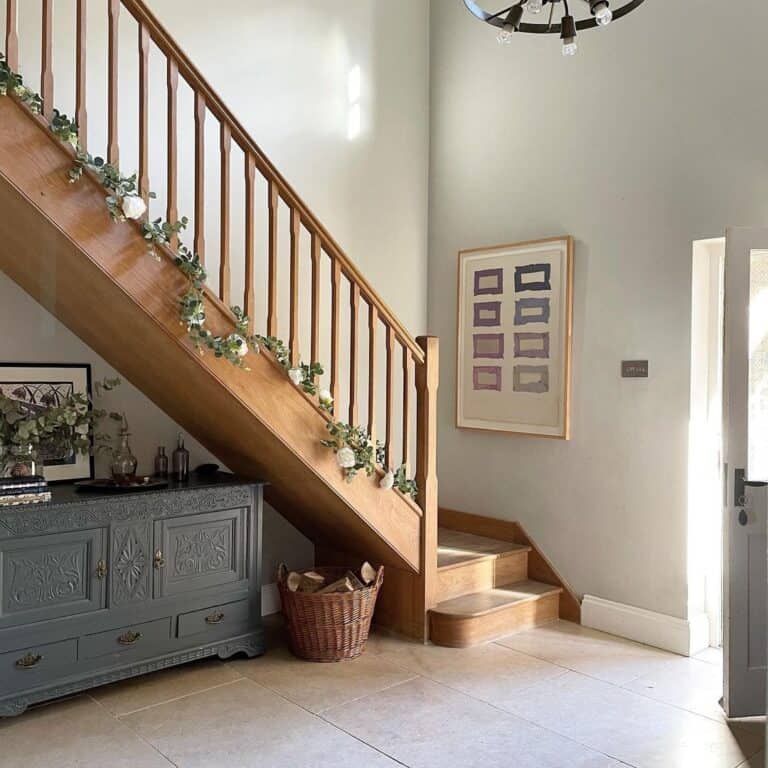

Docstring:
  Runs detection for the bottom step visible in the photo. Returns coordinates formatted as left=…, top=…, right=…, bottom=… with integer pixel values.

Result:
left=429, top=580, right=562, bottom=648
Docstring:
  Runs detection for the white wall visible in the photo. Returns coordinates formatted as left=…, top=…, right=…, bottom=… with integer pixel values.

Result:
left=428, top=0, right=768, bottom=620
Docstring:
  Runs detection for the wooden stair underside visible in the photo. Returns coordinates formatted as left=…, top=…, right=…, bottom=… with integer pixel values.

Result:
left=0, top=95, right=422, bottom=573
left=429, top=528, right=564, bottom=647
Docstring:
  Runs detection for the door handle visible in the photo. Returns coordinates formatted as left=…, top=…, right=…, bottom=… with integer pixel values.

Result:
left=154, top=550, right=166, bottom=569
left=735, top=468, right=746, bottom=507
left=96, top=559, right=108, bottom=580
left=15, top=652, right=43, bottom=669
left=118, top=630, right=142, bottom=646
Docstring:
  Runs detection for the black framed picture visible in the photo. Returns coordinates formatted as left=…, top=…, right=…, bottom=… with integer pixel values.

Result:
left=0, top=363, right=95, bottom=483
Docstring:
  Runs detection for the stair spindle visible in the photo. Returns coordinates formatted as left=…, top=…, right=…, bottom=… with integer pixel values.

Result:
left=349, top=283, right=360, bottom=425
left=402, top=346, right=412, bottom=474
left=310, top=232, right=321, bottom=371
left=40, top=0, right=53, bottom=121
left=368, top=304, right=378, bottom=443
left=194, top=91, right=206, bottom=263
left=219, top=123, right=231, bottom=305
left=5, top=0, right=18, bottom=72
left=385, top=324, right=395, bottom=468
left=166, top=57, right=179, bottom=245
left=107, top=0, right=120, bottom=165
left=244, top=153, right=256, bottom=326
left=330, top=259, right=341, bottom=407
left=267, top=180, right=279, bottom=337
left=138, top=22, right=150, bottom=200
left=75, top=0, right=87, bottom=151
left=289, top=208, right=301, bottom=366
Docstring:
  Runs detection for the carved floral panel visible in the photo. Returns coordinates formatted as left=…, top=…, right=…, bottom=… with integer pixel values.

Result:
left=111, top=521, right=151, bottom=606
left=172, top=525, right=231, bottom=577
left=3, top=545, right=86, bottom=614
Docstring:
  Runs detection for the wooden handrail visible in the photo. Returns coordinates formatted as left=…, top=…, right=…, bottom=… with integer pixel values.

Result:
left=118, top=0, right=424, bottom=364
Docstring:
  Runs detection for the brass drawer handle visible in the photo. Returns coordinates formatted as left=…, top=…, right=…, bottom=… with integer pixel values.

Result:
left=154, top=550, right=166, bottom=569
left=118, top=630, right=142, bottom=646
left=205, top=611, right=225, bottom=625
left=15, top=652, right=43, bottom=669
left=96, top=559, right=108, bottom=580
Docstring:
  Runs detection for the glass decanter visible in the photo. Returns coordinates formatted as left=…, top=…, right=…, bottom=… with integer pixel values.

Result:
left=111, top=415, right=138, bottom=485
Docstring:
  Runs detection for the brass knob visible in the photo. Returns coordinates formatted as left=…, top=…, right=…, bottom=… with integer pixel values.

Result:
left=96, top=559, right=108, bottom=580
left=205, top=611, right=225, bottom=625
left=15, top=652, right=42, bottom=669
left=154, top=550, right=166, bottom=569
left=118, top=630, right=142, bottom=646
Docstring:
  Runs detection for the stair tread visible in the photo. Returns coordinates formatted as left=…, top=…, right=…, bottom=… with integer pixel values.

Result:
left=437, top=527, right=530, bottom=568
left=431, top=580, right=563, bottom=618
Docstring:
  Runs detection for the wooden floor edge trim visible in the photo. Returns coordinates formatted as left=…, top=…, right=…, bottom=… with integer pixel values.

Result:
left=438, top=507, right=581, bottom=624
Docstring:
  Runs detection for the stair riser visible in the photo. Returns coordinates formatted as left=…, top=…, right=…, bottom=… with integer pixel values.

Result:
left=429, top=592, right=560, bottom=648
left=437, top=552, right=528, bottom=602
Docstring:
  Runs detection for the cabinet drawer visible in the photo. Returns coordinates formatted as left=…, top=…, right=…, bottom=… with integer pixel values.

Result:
left=80, top=617, right=172, bottom=661
left=0, top=529, right=107, bottom=628
left=0, top=638, right=78, bottom=695
left=154, top=508, right=247, bottom=598
left=177, top=599, right=251, bottom=640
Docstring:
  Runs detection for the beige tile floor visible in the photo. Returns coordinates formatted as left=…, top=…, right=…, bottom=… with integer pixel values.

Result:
left=0, top=619, right=764, bottom=768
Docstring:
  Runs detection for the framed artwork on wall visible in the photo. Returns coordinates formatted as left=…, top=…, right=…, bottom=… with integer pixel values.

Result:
left=456, top=236, right=574, bottom=439
left=0, top=363, right=95, bottom=482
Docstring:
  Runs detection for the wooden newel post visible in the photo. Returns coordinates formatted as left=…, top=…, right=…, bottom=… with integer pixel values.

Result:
left=416, top=335, right=439, bottom=639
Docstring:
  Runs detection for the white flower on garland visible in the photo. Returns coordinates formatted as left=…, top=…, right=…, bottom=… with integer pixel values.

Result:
left=318, top=388, right=334, bottom=407
left=336, top=446, right=356, bottom=469
left=121, top=195, right=147, bottom=221
left=379, top=470, right=395, bottom=490
left=288, top=368, right=303, bottom=386
left=232, top=335, right=249, bottom=358
left=75, top=422, right=90, bottom=435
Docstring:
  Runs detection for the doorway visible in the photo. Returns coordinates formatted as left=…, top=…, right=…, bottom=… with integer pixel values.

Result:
left=689, top=238, right=725, bottom=651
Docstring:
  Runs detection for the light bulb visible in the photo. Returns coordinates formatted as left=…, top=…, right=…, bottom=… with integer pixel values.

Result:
left=497, top=25, right=514, bottom=44
left=562, top=37, right=578, bottom=56
left=527, top=0, right=543, bottom=13
left=593, top=1, right=613, bottom=25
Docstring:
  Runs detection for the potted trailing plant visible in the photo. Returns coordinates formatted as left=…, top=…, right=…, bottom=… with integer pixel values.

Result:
left=0, top=378, right=122, bottom=478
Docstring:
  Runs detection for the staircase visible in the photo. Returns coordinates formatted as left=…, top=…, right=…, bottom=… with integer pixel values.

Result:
left=0, top=0, right=577, bottom=646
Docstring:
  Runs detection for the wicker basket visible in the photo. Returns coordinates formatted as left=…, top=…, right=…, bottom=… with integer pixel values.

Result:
left=277, top=565, right=384, bottom=662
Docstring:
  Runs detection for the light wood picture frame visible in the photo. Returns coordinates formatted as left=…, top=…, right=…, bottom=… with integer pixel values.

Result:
left=456, top=236, right=574, bottom=439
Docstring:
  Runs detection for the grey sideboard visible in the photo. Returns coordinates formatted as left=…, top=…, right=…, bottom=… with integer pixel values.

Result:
left=0, top=473, right=264, bottom=717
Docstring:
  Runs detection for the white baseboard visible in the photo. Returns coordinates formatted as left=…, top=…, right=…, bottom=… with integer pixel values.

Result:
left=582, top=595, right=710, bottom=657
left=261, top=582, right=281, bottom=616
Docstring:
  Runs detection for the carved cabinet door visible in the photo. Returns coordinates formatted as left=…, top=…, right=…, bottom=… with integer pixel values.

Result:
left=110, top=520, right=152, bottom=607
left=0, top=528, right=107, bottom=628
left=153, top=508, right=247, bottom=598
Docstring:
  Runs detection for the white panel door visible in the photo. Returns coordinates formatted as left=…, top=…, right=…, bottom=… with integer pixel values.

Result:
left=723, top=226, right=768, bottom=718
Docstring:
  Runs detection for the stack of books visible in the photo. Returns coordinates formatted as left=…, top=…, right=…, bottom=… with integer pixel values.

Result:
left=0, top=476, right=51, bottom=506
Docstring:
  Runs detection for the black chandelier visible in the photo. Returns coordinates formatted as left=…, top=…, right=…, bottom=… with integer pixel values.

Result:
left=463, top=0, right=645, bottom=56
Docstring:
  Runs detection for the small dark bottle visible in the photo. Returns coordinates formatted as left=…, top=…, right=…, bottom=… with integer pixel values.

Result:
left=154, top=446, right=169, bottom=479
left=172, top=434, right=190, bottom=482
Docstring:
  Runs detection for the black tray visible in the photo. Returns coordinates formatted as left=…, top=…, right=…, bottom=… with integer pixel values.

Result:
left=74, top=478, right=168, bottom=493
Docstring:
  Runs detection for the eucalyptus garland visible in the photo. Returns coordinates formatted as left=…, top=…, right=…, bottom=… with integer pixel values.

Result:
left=0, top=52, right=419, bottom=498
left=255, top=336, right=328, bottom=403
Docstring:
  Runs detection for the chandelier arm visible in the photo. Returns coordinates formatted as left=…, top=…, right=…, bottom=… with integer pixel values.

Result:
left=485, top=4, right=517, bottom=22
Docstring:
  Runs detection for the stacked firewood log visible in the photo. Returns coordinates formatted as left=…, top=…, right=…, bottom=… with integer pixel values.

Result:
left=277, top=562, right=377, bottom=594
